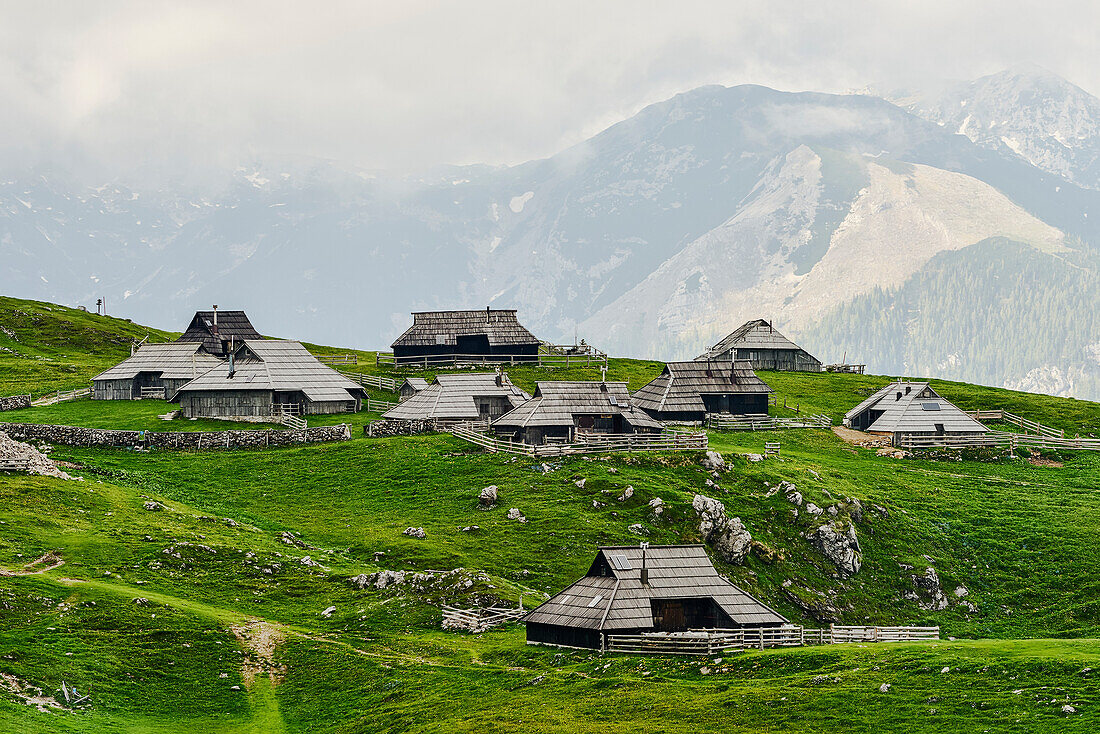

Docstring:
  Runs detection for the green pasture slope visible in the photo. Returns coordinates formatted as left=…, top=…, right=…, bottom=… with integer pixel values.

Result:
left=1, top=297, right=1099, bottom=733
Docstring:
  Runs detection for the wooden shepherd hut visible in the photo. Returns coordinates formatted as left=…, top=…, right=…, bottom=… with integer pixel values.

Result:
left=491, top=382, right=662, bottom=445
left=92, top=342, right=222, bottom=401
left=843, top=380, right=988, bottom=444
left=632, top=360, right=773, bottom=422
left=398, top=378, right=430, bottom=402
left=177, top=309, right=263, bottom=357
left=696, top=319, right=821, bottom=372
left=382, top=373, right=531, bottom=425
left=390, top=308, right=541, bottom=365
left=174, top=340, right=365, bottom=418
left=524, top=545, right=787, bottom=649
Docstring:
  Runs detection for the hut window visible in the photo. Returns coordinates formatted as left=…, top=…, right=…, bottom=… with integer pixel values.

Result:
left=587, top=595, right=604, bottom=608
left=921, top=402, right=941, bottom=411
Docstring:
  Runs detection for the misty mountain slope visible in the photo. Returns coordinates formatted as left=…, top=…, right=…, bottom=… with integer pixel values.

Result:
left=577, top=147, right=1066, bottom=361
left=807, top=237, right=1100, bottom=398
left=888, top=65, right=1100, bottom=190
left=2, top=78, right=1100, bottom=398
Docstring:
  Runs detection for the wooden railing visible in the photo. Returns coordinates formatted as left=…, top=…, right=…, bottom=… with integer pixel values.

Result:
left=442, top=605, right=526, bottom=632
left=448, top=424, right=707, bottom=457
left=316, top=354, right=358, bottom=366
left=376, top=345, right=608, bottom=370
left=604, top=625, right=939, bottom=656
left=366, top=397, right=399, bottom=412
left=33, top=387, right=91, bottom=407
left=342, top=371, right=400, bottom=392
left=897, top=431, right=1100, bottom=452
left=968, top=409, right=1064, bottom=438
left=0, top=458, right=32, bottom=473
left=706, top=413, right=832, bottom=431
left=829, top=625, right=940, bottom=643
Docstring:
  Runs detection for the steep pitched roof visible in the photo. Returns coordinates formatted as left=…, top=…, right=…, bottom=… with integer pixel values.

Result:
left=845, top=381, right=988, bottom=434
left=697, top=319, right=813, bottom=359
left=176, top=311, right=262, bottom=354
left=175, top=340, right=363, bottom=402
left=493, top=381, right=662, bottom=430
left=632, top=360, right=772, bottom=413
left=382, top=372, right=531, bottom=420
left=390, top=309, right=540, bottom=348
left=524, top=545, right=787, bottom=631
left=93, top=342, right=223, bottom=382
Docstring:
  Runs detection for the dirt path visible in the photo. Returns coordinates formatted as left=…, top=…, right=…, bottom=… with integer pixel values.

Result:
left=0, top=551, right=65, bottom=577
left=231, top=620, right=287, bottom=687
left=831, top=426, right=889, bottom=447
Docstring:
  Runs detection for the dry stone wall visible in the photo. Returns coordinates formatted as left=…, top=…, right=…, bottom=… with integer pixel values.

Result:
left=0, top=422, right=351, bottom=450
left=366, top=420, right=434, bottom=437
left=0, top=395, right=32, bottom=412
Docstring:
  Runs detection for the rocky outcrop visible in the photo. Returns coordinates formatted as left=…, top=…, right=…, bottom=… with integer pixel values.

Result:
left=0, top=431, right=73, bottom=479
left=692, top=494, right=752, bottom=564
left=907, top=567, right=949, bottom=610
left=0, top=422, right=351, bottom=450
left=701, top=451, right=727, bottom=472
left=811, top=521, right=862, bottom=576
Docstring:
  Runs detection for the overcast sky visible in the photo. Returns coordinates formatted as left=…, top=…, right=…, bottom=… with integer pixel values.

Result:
left=2, top=1, right=1098, bottom=178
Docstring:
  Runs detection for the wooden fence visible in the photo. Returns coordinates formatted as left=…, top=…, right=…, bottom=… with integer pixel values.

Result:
left=897, top=431, right=1100, bottom=452
left=968, top=409, right=1064, bottom=438
left=442, top=605, right=526, bottom=633
left=706, top=413, right=832, bottom=431
left=0, top=458, right=31, bottom=473
left=376, top=343, right=608, bottom=370
left=604, top=625, right=939, bottom=656
left=341, top=371, right=400, bottom=393
left=140, top=387, right=167, bottom=399
left=316, top=354, right=358, bottom=366
left=32, top=387, right=91, bottom=407
left=828, top=625, right=940, bottom=643
left=366, top=397, right=399, bottom=412
left=448, top=424, right=707, bottom=457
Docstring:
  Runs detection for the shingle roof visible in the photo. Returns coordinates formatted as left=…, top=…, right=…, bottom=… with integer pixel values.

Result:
left=400, top=378, right=430, bottom=392
left=524, top=545, right=787, bottom=631
left=492, top=382, right=662, bottom=430
left=632, top=360, right=772, bottom=413
left=383, top=372, right=531, bottom=420
left=390, top=309, right=540, bottom=348
left=93, top=342, right=223, bottom=381
left=175, top=340, right=363, bottom=403
left=177, top=310, right=263, bottom=354
left=697, top=319, right=814, bottom=360
left=845, top=381, right=988, bottom=434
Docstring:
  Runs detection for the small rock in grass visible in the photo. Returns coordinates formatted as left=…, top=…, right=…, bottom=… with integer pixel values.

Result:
left=618, top=486, right=634, bottom=502
left=699, top=667, right=711, bottom=676
left=402, top=527, right=427, bottom=539
left=506, top=508, right=527, bottom=523
left=143, top=501, right=164, bottom=512
left=628, top=523, right=648, bottom=535
left=460, top=525, right=480, bottom=532
left=879, top=683, right=891, bottom=693
left=574, top=478, right=587, bottom=489
left=321, top=606, right=336, bottom=618
left=479, top=485, right=498, bottom=507
left=1062, top=705, right=1076, bottom=714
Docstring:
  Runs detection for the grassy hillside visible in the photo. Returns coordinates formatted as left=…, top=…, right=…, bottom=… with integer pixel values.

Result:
left=1, top=296, right=1099, bottom=732
left=0, top=296, right=175, bottom=397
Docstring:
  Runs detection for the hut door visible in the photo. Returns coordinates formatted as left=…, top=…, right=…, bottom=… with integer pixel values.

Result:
left=652, top=600, right=687, bottom=631
left=456, top=334, right=490, bottom=356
